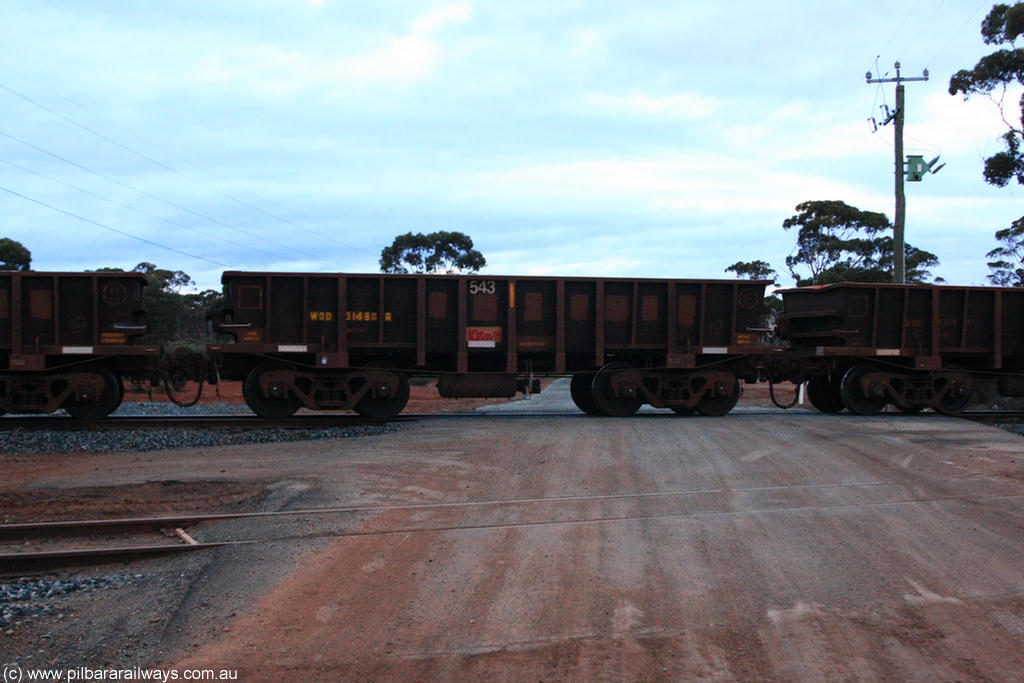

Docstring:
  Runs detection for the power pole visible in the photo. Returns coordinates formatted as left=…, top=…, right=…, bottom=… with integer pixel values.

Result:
left=866, top=62, right=928, bottom=284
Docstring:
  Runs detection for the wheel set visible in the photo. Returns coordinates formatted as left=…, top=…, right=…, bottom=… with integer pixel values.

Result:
left=803, top=365, right=974, bottom=416
left=241, top=363, right=410, bottom=419
left=570, top=364, right=740, bottom=417
left=61, top=366, right=124, bottom=420
left=242, top=363, right=303, bottom=419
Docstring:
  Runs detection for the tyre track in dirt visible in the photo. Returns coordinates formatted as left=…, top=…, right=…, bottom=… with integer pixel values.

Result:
left=164, top=412, right=1024, bottom=682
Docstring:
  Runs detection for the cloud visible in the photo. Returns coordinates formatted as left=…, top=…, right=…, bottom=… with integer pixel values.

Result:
left=341, top=35, right=440, bottom=86
left=1, top=0, right=1018, bottom=292
left=913, top=88, right=1021, bottom=157
left=464, top=151, right=878, bottom=220
left=585, top=91, right=722, bottom=119
left=185, top=3, right=476, bottom=95
left=412, top=2, right=473, bottom=34
left=188, top=39, right=441, bottom=95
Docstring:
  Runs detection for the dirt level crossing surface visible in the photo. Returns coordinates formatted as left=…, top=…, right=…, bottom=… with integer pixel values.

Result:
left=4, top=380, right=1024, bottom=681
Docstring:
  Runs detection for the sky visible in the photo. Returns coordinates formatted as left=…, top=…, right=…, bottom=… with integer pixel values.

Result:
left=1, top=0, right=1021, bottom=292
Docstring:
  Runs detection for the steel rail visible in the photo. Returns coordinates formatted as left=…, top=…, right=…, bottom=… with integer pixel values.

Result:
left=0, top=542, right=231, bottom=576
left=0, top=413, right=414, bottom=431
left=959, top=410, right=1024, bottom=424
left=3, top=407, right=1002, bottom=432
left=6, top=486, right=1023, bottom=577
left=0, top=469, right=997, bottom=544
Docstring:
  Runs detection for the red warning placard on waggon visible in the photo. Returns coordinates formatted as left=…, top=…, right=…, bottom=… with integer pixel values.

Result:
left=467, top=326, right=502, bottom=348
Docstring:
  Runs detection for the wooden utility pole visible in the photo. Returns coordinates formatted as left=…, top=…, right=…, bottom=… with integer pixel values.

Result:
left=866, top=62, right=928, bottom=284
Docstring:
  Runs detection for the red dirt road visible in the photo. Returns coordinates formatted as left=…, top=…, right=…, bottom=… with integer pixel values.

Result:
left=164, top=409, right=1024, bottom=681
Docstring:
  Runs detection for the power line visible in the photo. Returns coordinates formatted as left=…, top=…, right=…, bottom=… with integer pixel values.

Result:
left=0, top=83, right=189, bottom=178
left=0, top=127, right=328, bottom=262
left=925, top=0, right=990, bottom=70
left=0, top=73, right=368, bottom=253
left=0, top=157, right=282, bottom=261
left=904, top=133, right=942, bottom=155
left=876, top=0, right=926, bottom=59
left=900, top=0, right=947, bottom=57
left=0, top=183, right=229, bottom=268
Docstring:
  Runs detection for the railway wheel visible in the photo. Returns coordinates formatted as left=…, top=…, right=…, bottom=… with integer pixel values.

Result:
left=935, top=369, right=973, bottom=416
left=695, top=375, right=740, bottom=417
left=840, top=364, right=887, bottom=415
left=354, top=370, right=410, bottom=419
left=805, top=376, right=845, bottom=413
left=243, top=363, right=301, bottom=418
left=591, top=363, right=642, bottom=417
left=62, top=366, right=122, bottom=420
left=570, top=372, right=603, bottom=415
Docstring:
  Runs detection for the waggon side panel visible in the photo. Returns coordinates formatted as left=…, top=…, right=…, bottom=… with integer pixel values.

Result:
left=0, top=272, right=154, bottom=372
left=21, top=275, right=56, bottom=349
left=270, top=276, right=302, bottom=344
left=464, top=276, right=509, bottom=369
left=383, top=278, right=417, bottom=346
left=216, top=272, right=770, bottom=373
left=227, top=274, right=267, bottom=344
left=345, top=276, right=380, bottom=348
left=0, top=274, right=10, bottom=352
left=564, top=280, right=597, bottom=369
left=425, top=277, right=458, bottom=361
left=637, top=281, right=668, bottom=348
left=778, top=282, right=1024, bottom=370
left=1002, top=289, right=1024, bottom=362
left=60, top=277, right=93, bottom=347
left=515, top=278, right=556, bottom=355
left=307, top=276, right=339, bottom=352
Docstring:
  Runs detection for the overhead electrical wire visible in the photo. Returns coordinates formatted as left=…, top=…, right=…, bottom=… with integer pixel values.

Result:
left=863, top=0, right=986, bottom=153
left=777, top=0, right=987, bottom=238
left=865, top=0, right=960, bottom=125
left=925, top=0, right=991, bottom=71
left=0, top=74, right=368, bottom=253
left=0, top=128, right=327, bottom=262
left=900, top=0, right=947, bottom=58
left=876, top=0, right=926, bottom=62
left=0, top=157, right=283, bottom=261
left=0, top=183, right=229, bottom=268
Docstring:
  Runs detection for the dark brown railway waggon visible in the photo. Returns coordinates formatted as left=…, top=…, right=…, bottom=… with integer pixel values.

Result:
left=776, top=282, right=1024, bottom=414
left=210, top=272, right=770, bottom=418
left=0, top=271, right=158, bottom=418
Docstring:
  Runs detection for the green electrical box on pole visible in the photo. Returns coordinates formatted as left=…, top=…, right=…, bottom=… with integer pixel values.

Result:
left=906, top=155, right=927, bottom=182
left=905, top=154, right=944, bottom=182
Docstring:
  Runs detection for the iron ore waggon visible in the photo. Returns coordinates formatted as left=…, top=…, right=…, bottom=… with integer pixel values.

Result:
left=775, top=282, right=1024, bottom=415
left=0, top=271, right=158, bottom=418
left=10, top=269, right=1020, bottom=421
left=209, top=272, right=771, bottom=418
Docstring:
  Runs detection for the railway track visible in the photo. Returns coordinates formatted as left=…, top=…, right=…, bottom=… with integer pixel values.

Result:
left=6, top=475, right=1022, bottom=577
left=0, top=413, right=416, bottom=431
left=0, top=514, right=233, bottom=576
left=1, top=408, right=1018, bottom=432
left=959, top=410, right=1024, bottom=425
left=0, top=410, right=698, bottom=431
